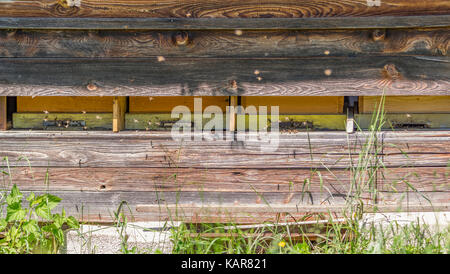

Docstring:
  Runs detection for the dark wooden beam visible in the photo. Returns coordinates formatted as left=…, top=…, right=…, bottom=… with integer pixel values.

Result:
left=0, top=16, right=449, bottom=30
left=0, top=57, right=449, bottom=97
left=1, top=29, right=447, bottom=58
left=0, top=0, right=448, bottom=19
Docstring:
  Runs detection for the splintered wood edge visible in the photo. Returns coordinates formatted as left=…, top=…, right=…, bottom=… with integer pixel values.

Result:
left=0, top=15, right=449, bottom=30
left=136, top=203, right=450, bottom=214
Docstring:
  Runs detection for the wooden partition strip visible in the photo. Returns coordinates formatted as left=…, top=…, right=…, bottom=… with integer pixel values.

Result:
left=113, top=96, right=127, bottom=132
left=0, top=96, right=6, bottom=130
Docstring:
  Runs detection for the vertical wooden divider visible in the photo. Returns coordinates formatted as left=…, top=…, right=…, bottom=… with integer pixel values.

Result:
left=229, top=96, right=238, bottom=132
left=113, top=96, right=127, bottom=132
left=0, top=97, right=7, bottom=130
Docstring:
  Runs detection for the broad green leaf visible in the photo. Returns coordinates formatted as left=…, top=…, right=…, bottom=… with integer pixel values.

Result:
left=23, top=220, right=39, bottom=235
left=6, top=185, right=22, bottom=205
left=0, top=219, right=7, bottom=231
left=26, top=192, right=35, bottom=203
left=35, top=205, right=52, bottom=220
left=6, top=202, right=27, bottom=222
left=40, top=194, right=61, bottom=210
left=67, top=216, right=80, bottom=229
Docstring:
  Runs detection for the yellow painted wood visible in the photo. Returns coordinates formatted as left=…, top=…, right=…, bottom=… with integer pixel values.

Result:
left=126, top=113, right=226, bottom=130
left=129, top=96, right=229, bottom=113
left=229, top=96, right=237, bottom=132
left=360, top=96, right=450, bottom=114
left=242, top=96, right=344, bottom=114
left=0, top=97, right=6, bottom=130
left=355, top=114, right=450, bottom=129
left=113, top=96, right=127, bottom=132
left=17, top=96, right=114, bottom=113
left=13, top=113, right=112, bottom=130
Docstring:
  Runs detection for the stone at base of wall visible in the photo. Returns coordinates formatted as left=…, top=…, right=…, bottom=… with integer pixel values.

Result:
left=61, top=222, right=178, bottom=254
left=60, top=212, right=449, bottom=254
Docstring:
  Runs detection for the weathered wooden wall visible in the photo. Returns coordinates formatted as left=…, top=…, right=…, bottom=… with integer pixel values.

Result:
left=0, top=1, right=448, bottom=223
left=0, top=131, right=448, bottom=223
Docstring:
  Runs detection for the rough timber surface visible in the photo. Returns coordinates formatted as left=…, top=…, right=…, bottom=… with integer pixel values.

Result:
left=0, top=1, right=448, bottom=19
left=0, top=130, right=448, bottom=222
left=0, top=29, right=448, bottom=59
left=0, top=57, right=449, bottom=97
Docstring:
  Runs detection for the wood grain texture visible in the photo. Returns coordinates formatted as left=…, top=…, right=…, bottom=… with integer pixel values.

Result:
left=0, top=96, right=6, bottom=130
left=0, top=131, right=448, bottom=168
left=5, top=167, right=448, bottom=193
left=113, top=96, right=126, bottom=132
left=0, top=1, right=448, bottom=18
left=356, top=114, right=450, bottom=129
left=360, top=96, right=450, bottom=113
left=1, top=57, right=449, bottom=97
left=6, top=190, right=447, bottom=223
left=1, top=16, right=449, bottom=30
left=0, top=29, right=448, bottom=58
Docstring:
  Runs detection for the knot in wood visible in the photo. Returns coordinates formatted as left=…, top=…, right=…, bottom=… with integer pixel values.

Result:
left=372, top=29, right=386, bottom=41
left=383, top=64, right=401, bottom=80
left=86, top=82, right=98, bottom=91
left=51, top=0, right=80, bottom=16
left=174, top=31, right=189, bottom=46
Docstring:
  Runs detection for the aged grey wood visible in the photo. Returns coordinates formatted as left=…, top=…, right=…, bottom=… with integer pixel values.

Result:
left=1, top=29, right=447, bottom=58
left=6, top=166, right=448, bottom=193
left=0, top=57, right=449, bottom=96
left=0, top=16, right=449, bottom=30
left=0, top=131, right=448, bottom=168
left=8, top=190, right=448, bottom=223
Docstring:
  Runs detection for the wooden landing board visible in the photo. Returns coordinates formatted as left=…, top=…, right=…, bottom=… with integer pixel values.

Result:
left=360, top=96, right=450, bottom=114
left=355, top=114, right=450, bottom=130
left=1, top=29, right=448, bottom=58
left=1, top=57, right=449, bottom=97
left=17, top=96, right=113, bottom=113
left=12, top=113, right=112, bottom=130
left=0, top=1, right=448, bottom=19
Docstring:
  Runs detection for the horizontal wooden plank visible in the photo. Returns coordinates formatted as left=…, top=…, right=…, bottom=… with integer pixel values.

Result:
left=0, top=131, right=448, bottom=168
left=360, top=96, right=450, bottom=114
left=1, top=29, right=448, bottom=58
left=1, top=1, right=448, bottom=19
left=1, top=57, right=449, bottom=97
left=4, top=190, right=447, bottom=223
left=5, top=167, right=448, bottom=193
left=2, top=16, right=449, bottom=30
